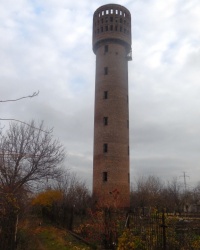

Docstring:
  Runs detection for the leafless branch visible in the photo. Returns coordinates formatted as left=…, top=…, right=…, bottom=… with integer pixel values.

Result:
left=0, top=118, right=52, bottom=133
left=0, top=91, right=39, bottom=102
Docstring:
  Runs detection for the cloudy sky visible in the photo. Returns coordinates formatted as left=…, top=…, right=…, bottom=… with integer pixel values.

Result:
left=1, top=0, right=200, bottom=190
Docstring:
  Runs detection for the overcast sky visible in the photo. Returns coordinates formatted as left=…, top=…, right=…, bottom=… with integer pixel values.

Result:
left=1, top=0, right=200, bottom=190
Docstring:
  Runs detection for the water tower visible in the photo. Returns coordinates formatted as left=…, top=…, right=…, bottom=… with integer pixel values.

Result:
left=92, top=4, right=132, bottom=208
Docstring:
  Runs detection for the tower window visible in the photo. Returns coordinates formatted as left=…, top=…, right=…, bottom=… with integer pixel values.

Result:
left=103, top=143, right=108, bottom=153
left=103, top=117, right=108, bottom=125
left=103, top=172, right=108, bottom=182
left=104, top=67, right=108, bottom=75
left=105, top=45, right=108, bottom=53
left=104, top=91, right=108, bottom=99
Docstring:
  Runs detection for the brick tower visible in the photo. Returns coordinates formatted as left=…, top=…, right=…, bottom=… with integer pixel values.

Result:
left=92, top=4, right=132, bottom=208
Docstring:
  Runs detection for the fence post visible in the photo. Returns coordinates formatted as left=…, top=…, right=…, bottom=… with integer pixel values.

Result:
left=161, top=210, right=167, bottom=250
left=69, top=205, right=74, bottom=230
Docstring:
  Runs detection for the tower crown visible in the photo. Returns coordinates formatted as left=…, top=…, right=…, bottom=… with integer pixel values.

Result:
left=93, top=4, right=132, bottom=54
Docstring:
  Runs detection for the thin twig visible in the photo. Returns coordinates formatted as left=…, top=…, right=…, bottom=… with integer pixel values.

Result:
left=0, top=119, right=52, bottom=133
left=0, top=91, right=39, bottom=102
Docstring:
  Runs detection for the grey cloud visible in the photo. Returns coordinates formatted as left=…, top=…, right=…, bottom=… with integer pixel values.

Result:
left=0, top=0, right=200, bottom=190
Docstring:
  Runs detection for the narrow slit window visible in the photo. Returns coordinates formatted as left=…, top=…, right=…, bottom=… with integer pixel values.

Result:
left=105, top=45, right=108, bottom=53
left=103, top=143, right=108, bottom=153
left=103, top=172, right=108, bottom=182
left=104, top=91, right=108, bottom=99
left=104, top=67, right=108, bottom=75
left=103, top=117, right=108, bottom=125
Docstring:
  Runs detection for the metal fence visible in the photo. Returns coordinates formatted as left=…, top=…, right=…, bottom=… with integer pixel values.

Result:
left=127, top=211, right=200, bottom=250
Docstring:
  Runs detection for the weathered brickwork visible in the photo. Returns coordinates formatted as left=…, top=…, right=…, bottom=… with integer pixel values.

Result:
left=93, top=4, right=132, bottom=208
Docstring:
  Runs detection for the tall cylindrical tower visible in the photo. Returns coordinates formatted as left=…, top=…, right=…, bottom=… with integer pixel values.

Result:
left=92, top=4, right=132, bottom=208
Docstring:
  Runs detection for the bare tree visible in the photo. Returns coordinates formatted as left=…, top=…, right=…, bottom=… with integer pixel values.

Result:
left=0, top=120, right=65, bottom=249
left=165, top=177, right=183, bottom=214
left=54, top=172, right=91, bottom=211
left=131, top=176, right=164, bottom=213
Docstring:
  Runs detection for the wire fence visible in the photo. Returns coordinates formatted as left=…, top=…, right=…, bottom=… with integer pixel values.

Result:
left=126, top=211, right=200, bottom=250
left=29, top=205, right=200, bottom=249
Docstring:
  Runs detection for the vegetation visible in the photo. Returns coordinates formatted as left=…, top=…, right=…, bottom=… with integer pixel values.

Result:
left=1, top=119, right=200, bottom=249
left=0, top=121, right=65, bottom=249
left=130, top=175, right=200, bottom=214
left=17, top=216, right=91, bottom=250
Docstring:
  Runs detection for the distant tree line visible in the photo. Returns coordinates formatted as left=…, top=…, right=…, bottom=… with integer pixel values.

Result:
left=130, top=175, right=200, bottom=214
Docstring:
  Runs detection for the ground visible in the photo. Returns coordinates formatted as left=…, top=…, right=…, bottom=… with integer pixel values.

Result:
left=17, top=216, right=92, bottom=250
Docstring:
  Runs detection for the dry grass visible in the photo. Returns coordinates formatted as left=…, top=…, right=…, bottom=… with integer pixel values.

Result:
left=17, top=217, right=92, bottom=250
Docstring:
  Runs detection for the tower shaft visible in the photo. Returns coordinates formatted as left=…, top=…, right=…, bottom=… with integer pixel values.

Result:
left=92, top=4, right=132, bottom=208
